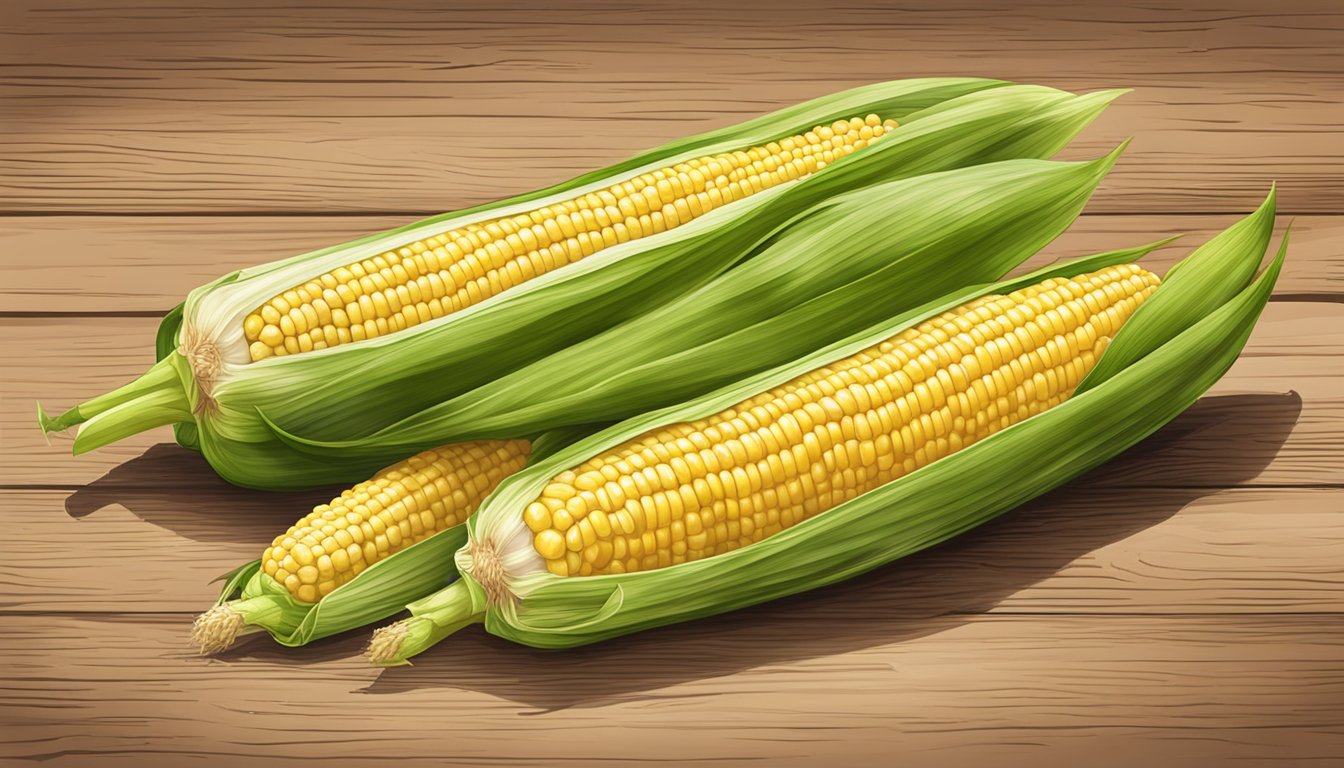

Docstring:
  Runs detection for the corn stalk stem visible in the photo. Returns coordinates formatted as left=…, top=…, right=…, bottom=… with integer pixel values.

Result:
left=191, top=599, right=273, bottom=655
left=367, top=580, right=484, bottom=666
left=38, top=357, right=193, bottom=454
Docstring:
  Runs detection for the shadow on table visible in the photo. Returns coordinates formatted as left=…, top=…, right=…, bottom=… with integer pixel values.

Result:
left=360, top=391, right=1302, bottom=711
left=63, top=444, right=340, bottom=543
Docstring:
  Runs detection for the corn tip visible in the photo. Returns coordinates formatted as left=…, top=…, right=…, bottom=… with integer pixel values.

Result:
left=366, top=620, right=411, bottom=666
left=192, top=604, right=246, bottom=655
left=36, top=402, right=54, bottom=445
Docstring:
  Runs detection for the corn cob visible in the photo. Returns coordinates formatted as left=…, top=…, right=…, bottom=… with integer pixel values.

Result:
left=524, top=265, right=1158, bottom=577
left=367, top=191, right=1283, bottom=662
left=193, top=433, right=573, bottom=653
left=267, top=147, right=1130, bottom=469
left=196, top=147, right=1134, bottom=653
left=266, top=440, right=529, bottom=601
left=39, top=81, right=1124, bottom=491
left=245, top=117, right=899, bottom=361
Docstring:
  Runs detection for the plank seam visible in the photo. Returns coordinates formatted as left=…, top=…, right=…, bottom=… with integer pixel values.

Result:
left=0, top=311, right=169, bottom=319
left=3, top=609, right=1343, bottom=619
left=0, top=209, right=1337, bottom=218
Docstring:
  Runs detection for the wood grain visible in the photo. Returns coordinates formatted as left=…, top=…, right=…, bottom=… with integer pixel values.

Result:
left=1, top=0, right=1340, bottom=214
left=1, top=613, right=1341, bottom=767
left=4, top=486, right=1339, bottom=615
left=2, top=213, right=1336, bottom=312
left=2, top=1, right=1341, bottom=764
left=7, top=302, right=1339, bottom=487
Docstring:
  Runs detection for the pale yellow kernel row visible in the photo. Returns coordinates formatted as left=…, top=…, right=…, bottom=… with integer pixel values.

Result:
left=524, top=265, right=1161, bottom=576
left=262, top=439, right=531, bottom=602
left=244, top=115, right=900, bottom=361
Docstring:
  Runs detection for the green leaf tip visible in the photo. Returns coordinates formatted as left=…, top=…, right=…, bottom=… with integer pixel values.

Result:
left=1130, top=234, right=1185, bottom=259
left=37, top=401, right=55, bottom=439
left=37, top=400, right=82, bottom=437
left=1101, top=137, right=1132, bottom=167
left=1077, top=186, right=1282, bottom=395
left=1070, top=138, right=1130, bottom=185
left=1075, top=87, right=1131, bottom=114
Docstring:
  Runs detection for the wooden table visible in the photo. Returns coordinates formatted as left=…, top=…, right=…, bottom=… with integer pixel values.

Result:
left=2, top=2, right=1341, bottom=765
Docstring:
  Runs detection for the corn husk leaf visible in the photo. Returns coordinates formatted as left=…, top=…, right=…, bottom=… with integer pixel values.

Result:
left=1076, top=185, right=1276, bottom=393
left=153, top=302, right=200, bottom=450
left=275, top=145, right=1129, bottom=462
left=42, top=81, right=1122, bottom=490
left=375, top=193, right=1282, bottom=659
left=369, top=240, right=1166, bottom=659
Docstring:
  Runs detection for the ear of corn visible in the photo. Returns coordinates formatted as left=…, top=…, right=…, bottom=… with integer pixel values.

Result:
left=370, top=242, right=1165, bottom=656
left=263, top=440, right=532, bottom=601
left=522, top=264, right=1161, bottom=577
left=40, top=81, right=1123, bottom=490
left=366, top=191, right=1283, bottom=662
left=270, top=146, right=1128, bottom=465
left=192, top=427, right=588, bottom=652
left=243, top=117, right=903, bottom=361
left=195, top=144, right=1134, bottom=652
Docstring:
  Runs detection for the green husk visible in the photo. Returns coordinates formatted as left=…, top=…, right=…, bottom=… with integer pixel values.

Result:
left=1076, top=184, right=1276, bottom=393
left=154, top=302, right=200, bottom=450
left=194, top=525, right=468, bottom=653
left=369, top=246, right=1159, bottom=661
left=41, top=80, right=1123, bottom=491
left=277, top=145, right=1130, bottom=461
left=370, top=192, right=1283, bottom=662
left=192, top=426, right=591, bottom=652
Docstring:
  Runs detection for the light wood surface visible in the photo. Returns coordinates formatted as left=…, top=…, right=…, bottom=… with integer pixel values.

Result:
left=4, top=614, right=1342, bottom=767
left=2, top=1, right=1341, bottom=214
left=2, top=215, right=1340, bottom=312
left=1, top=1, right=1341, bottom=766
left=4, top=487, right=1341, bottom=614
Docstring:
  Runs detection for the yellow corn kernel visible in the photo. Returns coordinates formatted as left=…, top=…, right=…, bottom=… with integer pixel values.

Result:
left=246, top=115, right=900, bottom=360
left=261, top=440, right=531, bottom=601
left=527, top=265, right=1160, bottom=575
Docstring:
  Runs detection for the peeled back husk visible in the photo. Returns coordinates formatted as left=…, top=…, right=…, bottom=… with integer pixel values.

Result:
left=41, top=80, right=1123, bottom=490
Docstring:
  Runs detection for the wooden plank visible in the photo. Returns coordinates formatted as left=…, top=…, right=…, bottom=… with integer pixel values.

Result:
left=2, top=486, right=1338, bottom=615
left=5, top=302, right=1339, bottom=487
left=1, top=214, right=1335, bottom=313
left=0, top=215, right=411, bottom=313
left=0, top=613, right=1340, bottom=766
left=1, top=1, right=1340, bottom=214
left=2, top=2, right=1338, bottom=763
